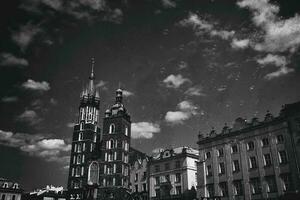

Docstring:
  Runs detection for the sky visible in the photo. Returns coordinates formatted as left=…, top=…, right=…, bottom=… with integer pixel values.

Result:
left=1, top=0, right=300, bottom=191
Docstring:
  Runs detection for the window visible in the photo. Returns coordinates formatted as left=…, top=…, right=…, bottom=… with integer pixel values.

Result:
left=206, top=184, right=214, bottom=197
left=90, top=143, right=94, bottom=152
left=206, top=165, right=212, bottom=177
left=277, top=135, right=284, bottom=144
left=249, top=156, right=257, bottom=169
left=155, top=177, right=160, bottom=185
left=109, top=139, right=115, bottom=149
left=233, top=160, right=240, bottom=172
left=219, top=162, right=225, bottom=175
left=76, top=166, right=81, bottom=176
left=219, top=182, right=228, bottom=197
left=135, top=185, right=138, bottom=192
left=125, top=126, right=128, bottom=136
left=205, top=151, right=211, bottom=159
left=233, top=180, right=243, bottom=196
left=109, top=124, right=115, bottom=134
left=278, top=151, right=288, bottom=164
left=73, top=156, right=76, bottom=164
left=78, top=143, right=82, bottom=152
left=77, top=155, right=81, bottom=164
left=250, top=178, right=261, bottom=194
left=1, top=195, right=5, bottom=200
left=107, top=165, right=113, bottom=174
left=175, top=186, right=182, bottom=195
left=72, top=168, right=75, bottom=176
left=108, top=152, right=114, bottom=161
left=80, top=122, right=84, bottom=130
left=262, top=138, right=269, bottom=147
left=281, top=174, right=292, bottom=191
left=266, top=176, right=277, bottom=193
left=155, top=189, right=160, bottom=197
left=165, top=175, right=170, bottom=182
left=155, top=165, right=160, bottom=172
left=263, top=154, right=272, bottom=166
left=81, top=166, right=84, bottom=176
left=82, top=155, right=85, bottom=163
left=135, top=173, right=138, bottom=182
left=82, top=143, right=85, bottom=152
left=142, top=183, right=147, bottom=192
left=175, top=161, right=181, bottom=168
left=247, top=141, right=254, bottom=151
left=74, top=144, right=78, bottom=152
left=78, top=132, right=83, bottom=141
left=165, top=163, right=170, bottom=170
left=218, top=148, right=224, bottom=157
left=231, top=145, right=238, bottom=153
left=143, top=172, right=147, bottom=180
left=175, top=173, right=181, bottom=183
left=12, top=195, right=15, bottom=200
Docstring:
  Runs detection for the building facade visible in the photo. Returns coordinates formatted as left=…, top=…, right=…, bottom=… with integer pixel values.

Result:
left=149, top=147, right=198, bottom=200
left=129, top=149, right=149, bottom=200
left=197, top=102, right=300, bottom=199
left=0, top=178, right=22, bottom=200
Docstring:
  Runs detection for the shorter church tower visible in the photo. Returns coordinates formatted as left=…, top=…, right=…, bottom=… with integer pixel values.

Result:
left=67, top=59, right=101, bottom=200
left=98, top=89, right=132, bottom=199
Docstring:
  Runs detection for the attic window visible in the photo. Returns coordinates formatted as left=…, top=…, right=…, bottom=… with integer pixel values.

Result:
left=3, top=183, right=8, bottom=188
left=13, top=184, right=18, bottom=189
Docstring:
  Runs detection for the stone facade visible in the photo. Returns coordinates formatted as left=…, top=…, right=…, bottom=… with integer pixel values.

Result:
left=197, top=102, right=300, bottom=199
left=0, top=178, right=22, bottom=200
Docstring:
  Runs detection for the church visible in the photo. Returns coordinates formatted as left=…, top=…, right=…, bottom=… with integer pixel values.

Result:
left=67, top=60, right=133, bottom=200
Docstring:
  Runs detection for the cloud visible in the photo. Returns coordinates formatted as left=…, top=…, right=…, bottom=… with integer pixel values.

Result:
left=103, top=8, right=123, bottom=24
left=231, top=38, right=250, bottom=49
left=0, top=53, right=28, bottom=66
left=78, top=0, right=106, bottom=10
left=179, top=13, right=234, bottom=40
left=122, top=90, right=134, bottom=97
left=257, top=54, right=287, bottom=67
left=264, top=66, right=294, bottom=80
left=1, top=96, right=18, bottom=103
left=66, top=122, right=75, bottom=128
left=16, top=110, right=43, bottom=126
left=217, top=85, right=227, bottom=92
left=163, top=74, right=191, bottom=88
left=161, top=0, right=176, bottom=8
left=0, top=129, right=70, bottom=163
left=12, top=23, right=41, bottom=51
left=184, top=85, right=206, bottom=96
left=22, top=79, right=50, bottom=92
left=165, top=100, right=198, bottom=124
left=237, top=0, right=300, bottom=53
left=95, top=80, right=107, bottom=90
left=41, top=0, right=63, bottom=10
left=131, top=122, right=161, bottom=139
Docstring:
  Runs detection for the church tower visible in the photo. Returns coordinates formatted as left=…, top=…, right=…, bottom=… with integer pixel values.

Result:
left=67, top=59, right=101, bottom=200
left=98, top=89, right=132, bottom=199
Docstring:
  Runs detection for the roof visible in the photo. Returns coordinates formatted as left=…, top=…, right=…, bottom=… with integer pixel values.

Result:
left=152, top=146, right=199, bottom=160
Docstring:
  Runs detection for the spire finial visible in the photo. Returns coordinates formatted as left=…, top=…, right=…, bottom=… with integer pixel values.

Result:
left=90, top=57, right=95, bottom=80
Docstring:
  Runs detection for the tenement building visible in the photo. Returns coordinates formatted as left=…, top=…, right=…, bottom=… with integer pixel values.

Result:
left=149, top=147, right=198, bottom=200
left=197, top=102, right=300, bottom=199
left=0, top=178, right=22, bottom=200
left=22, top=185, right=67, bottom=200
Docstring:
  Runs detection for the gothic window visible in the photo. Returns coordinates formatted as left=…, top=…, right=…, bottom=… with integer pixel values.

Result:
left=109, top=124, right=115, bottom=134
left=78, top=132, right=83, bottom=141
left=81, top=166, right=84, bottom=176
left=77, top=155, right=81, bottom=164
left=80, top=122, right=84, bottom=130
left=125, top=126, right=128, bottom=136
left=76, top=166, right=81, bottom=176
left=109, top=139, right=115, bottom=149
left=82, top=143, right=85, bottom=151
left=108, top=152, right=114, bottom=161
left=82, top=155, right=85, bottom=163
left=78, top=143, right=82, bottom=152
left=88, top=162, right=99, bottom=185
left=74, top=144, right=78, bottom=152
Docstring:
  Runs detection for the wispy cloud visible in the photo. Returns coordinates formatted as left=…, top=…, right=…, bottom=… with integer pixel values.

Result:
left=257, top=54, right=287, bottom=67
left=12, top=23, right=41, bottom=51
left=179, top=13, right=235, bottom=40
left=165, top=100, right=198, bottom=125
left=122, top=90, right=134, bottom=97
left=95, top=80, right=107, bottom=90
left=184, top=85, right=206, bottom=96
left=161, top=0, right=176, bottom=8
left=22, top=79, right=50, bottom=92
left=163, top=74, right=191, bottom=89
left=0, top=129, right=70, bottom=163
left=0, top=53, right=28, bottom=66
left=16, top=110, right=43, bottom=126
left=1, top=96, right=18, bottom=103
left=131, top=122, right=160, bottom=139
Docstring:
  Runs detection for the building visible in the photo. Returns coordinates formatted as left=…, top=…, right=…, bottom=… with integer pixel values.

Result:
left=22, top=186, right=66, bottom=200
left=67, top=59, right=101, bottom=200
left=149, top=147, right=198, bottom=200
left=0, top=178, right=23, bottom=200
left=197, top=102, right=300, bottom=199
left=66, top=60, right=133, bottom=200
left=129, top=148, right=149, bottom=200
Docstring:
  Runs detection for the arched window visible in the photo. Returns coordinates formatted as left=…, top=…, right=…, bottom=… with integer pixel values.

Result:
left=77, top=155, right=81, bottom=164
left=3, top=183, right=8, bottom=188
left=78, top=143, right=82, bottom=152
left=78, top=132, right=83, bottom=141
left=80, top=122, right=84, bottom=130
left=13, top=184, right=18, bottom=189
left=125, top=126, right=128, bottom=136
left=109, top=124, right=115, bottom=134
left=76, top=166, right=81, bottom=176
left=88, top=162, right=99, bottom=185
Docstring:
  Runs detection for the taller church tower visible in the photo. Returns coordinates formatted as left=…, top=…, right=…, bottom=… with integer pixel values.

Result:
left=97, top=89, right=132, bottom=199
left=67, top=59, right=101, bottom=200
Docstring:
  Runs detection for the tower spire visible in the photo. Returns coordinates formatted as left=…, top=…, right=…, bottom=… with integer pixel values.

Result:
left=89, top=57, right=95, bottom=95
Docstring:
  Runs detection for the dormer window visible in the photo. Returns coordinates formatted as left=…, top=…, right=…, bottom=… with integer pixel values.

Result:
left=109, top=124, right=115, bottom=134
left=3, top=183, right=8, bottom=188
left=13, top=184, right=18, bottom=189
